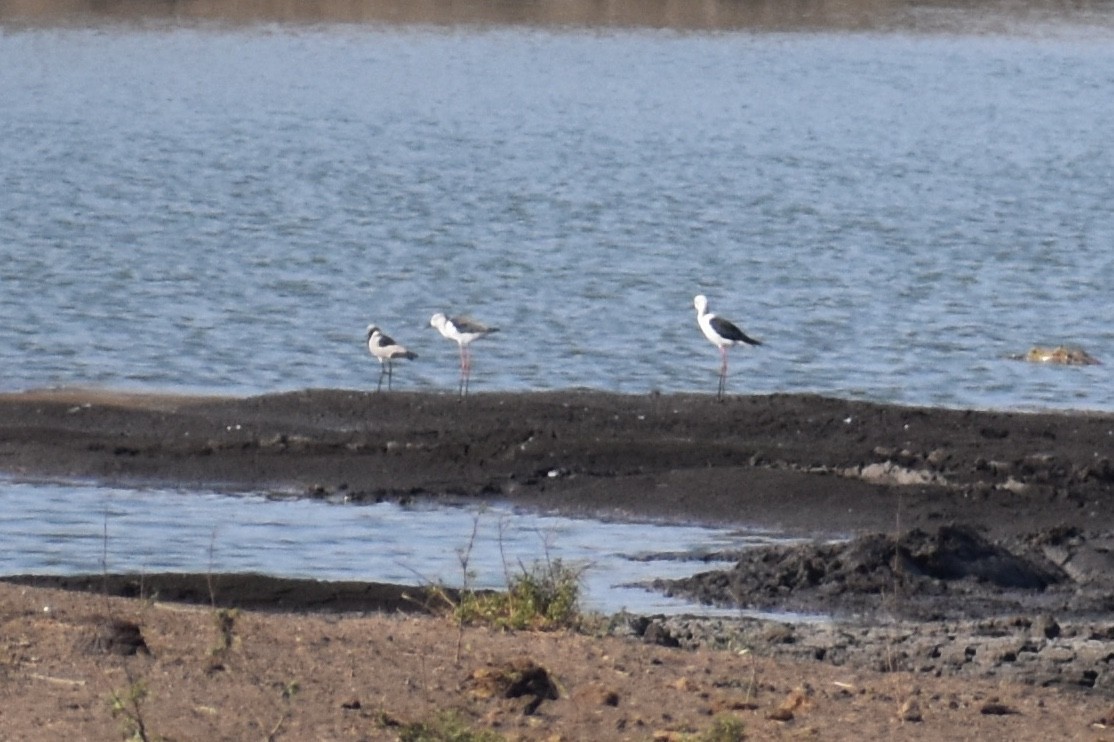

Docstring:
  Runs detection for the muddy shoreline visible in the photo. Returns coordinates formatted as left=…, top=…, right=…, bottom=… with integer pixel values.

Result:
left=2, top=388, right=1113, bottom=689
left=2, top=388, right=1111, bottom=535
left=0, top=0, right=992, bottom=31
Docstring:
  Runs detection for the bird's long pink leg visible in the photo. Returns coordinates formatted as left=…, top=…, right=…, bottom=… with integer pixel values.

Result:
left=719, top=347, right=729, bottom=399
left=454, top=345, right=464, bottom=396
left=463, top=346, right=472, bottom=395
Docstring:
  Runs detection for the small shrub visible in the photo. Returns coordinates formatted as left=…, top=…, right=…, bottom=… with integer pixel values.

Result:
left=388, top=710, right=503, bottom=742
left=456, top=558, right=583, bottom=631
left=109, top=680, right=153, bottom=742
left=697, top=714, right=747, bottom=742
left=210, top=607, right=239, bottom=655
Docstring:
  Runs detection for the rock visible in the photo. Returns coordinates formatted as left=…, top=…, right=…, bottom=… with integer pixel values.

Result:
left=1038, top=645, right=1075, bottom=664
left=1034, top=615, right=1061, bottom=640
left=926, top=448, right=950, bottom=468
left=768, top=687, right=810, bottom=722
left=897, top=696, right=923, bottom=722
left=762, top=624, right=796, bottom=645
left=86, top=619, right=149, bottom=656
left=1015, top=345, right=1101, bottom=366
left=998, top=477, right=1031, bottom=495
left=643, top=621, right=681, bottom=648
left=853, top=461, right=947, bottom=486
left=980, top=700, right=1018, bottom=715
left=466, top=657, right=559, bottom=715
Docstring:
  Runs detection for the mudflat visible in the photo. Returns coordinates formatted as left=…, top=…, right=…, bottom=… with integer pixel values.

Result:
left=2, top=388, right=1114, bottom=739
left=1, top=387, right=1110, bottom=534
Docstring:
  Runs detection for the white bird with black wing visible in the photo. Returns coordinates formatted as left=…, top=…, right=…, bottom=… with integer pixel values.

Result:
left=366, top=324, right=417, bottom=392
left=694, top=294, right=762, bottom=399
left=429, top=312, right=499, bottom=396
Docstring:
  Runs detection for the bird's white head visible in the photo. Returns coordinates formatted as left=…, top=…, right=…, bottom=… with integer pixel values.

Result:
left=429, top=313, right=447, bottom=330
left=694, top=295, right=709, bottom=314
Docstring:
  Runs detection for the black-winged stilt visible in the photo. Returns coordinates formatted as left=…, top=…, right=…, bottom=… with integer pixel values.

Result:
left=429, top=313, right=499, bottom=396
left=366, top=325, right=417, bottom=392
left=693, top=294, right=761, bottom=399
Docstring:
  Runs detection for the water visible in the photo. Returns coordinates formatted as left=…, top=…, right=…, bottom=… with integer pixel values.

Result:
left=1, top=16, right=1112, bottom=410
left=0, top=478, right=785, bottom=616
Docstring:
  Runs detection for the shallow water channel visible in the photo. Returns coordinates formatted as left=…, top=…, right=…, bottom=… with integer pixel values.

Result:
left=0, top=479, right=796, bottom=616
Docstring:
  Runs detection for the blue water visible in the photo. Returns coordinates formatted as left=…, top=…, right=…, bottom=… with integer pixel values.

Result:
left=0, top=478, right=787, bottom=615
left=1, top=20, right=1112, bottom=410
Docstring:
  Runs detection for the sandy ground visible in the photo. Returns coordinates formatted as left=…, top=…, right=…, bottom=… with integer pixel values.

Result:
left=2, top=388, right=1114, bottom=739
left=6, top=580, right=1114, bottom=742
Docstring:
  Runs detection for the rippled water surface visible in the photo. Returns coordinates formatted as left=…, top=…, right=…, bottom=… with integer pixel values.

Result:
left=1, top=16, right=1112, bottom=410
left=0, top=480, right=781, bottom=615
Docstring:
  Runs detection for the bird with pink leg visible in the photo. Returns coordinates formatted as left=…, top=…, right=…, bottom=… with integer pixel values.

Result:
left=693, top=294, right=762, bottom=400
left=430, top=312, right=499, bottom=397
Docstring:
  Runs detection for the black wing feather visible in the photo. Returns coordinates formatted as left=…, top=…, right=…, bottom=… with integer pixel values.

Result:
left=710, top=315, right=761, bottom=346
left=452, top=316, right=498, bottom=334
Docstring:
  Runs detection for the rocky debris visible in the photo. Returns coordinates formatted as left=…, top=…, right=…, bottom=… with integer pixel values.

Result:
left=627, top=526, right=1114, bottom=694
left=851, top=461, right=949, bottom=486
left=616, top=612, right=1114, bottom=694
left=633, top=617, right=682, bottom=647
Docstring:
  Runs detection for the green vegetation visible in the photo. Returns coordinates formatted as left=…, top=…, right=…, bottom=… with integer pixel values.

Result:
left=671, top=715, right=748, bottom=742
left=384, top=710, right=504, bottom=742
left=454, top=558, right=583, bottom=631
left=108, top=679, right=155, bottom=742
left=694, top=715, right=747, bottom=742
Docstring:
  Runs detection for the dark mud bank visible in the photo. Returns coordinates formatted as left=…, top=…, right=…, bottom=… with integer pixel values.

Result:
left=655, top=525, right=1114, bottom=622
left=1, top=388, right=1112, bottom=538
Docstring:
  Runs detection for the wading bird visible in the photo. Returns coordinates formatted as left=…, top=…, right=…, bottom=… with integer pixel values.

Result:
left=429, top=313, right=499, bottom=396
left=694, top=294, right=761, bottom=399
left=366, top=324, right=416, bottom=392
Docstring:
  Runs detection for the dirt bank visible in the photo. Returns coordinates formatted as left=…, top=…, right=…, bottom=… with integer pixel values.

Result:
left=8, top=580, right=1114, bottom=741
